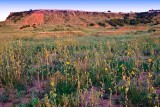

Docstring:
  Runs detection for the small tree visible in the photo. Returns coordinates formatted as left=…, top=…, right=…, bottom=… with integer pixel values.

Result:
left=124, top=14, right=130, bottom=24
left=130, top=19, right=138, bottom=25
left=29, top=9, right=33, bottom=12
left=97, top=22, right=106, bottom=27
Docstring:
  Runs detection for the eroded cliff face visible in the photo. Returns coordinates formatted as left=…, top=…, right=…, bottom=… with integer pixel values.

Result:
left=24, top=11, right=44, bottom=25
left=5, top=10, right=130, bottom=27
left=43, top=10, right=127, bottom=26
left=6, top=10, right=44, bottom=25
left=6, top=9, right=159, bottom=28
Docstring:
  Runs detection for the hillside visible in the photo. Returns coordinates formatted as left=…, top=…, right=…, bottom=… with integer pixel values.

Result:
left=0, top=9, right=159, bottom=37
left=5, top=10, right=128, bottom=26
left=5, top=9, right=160, bottom=28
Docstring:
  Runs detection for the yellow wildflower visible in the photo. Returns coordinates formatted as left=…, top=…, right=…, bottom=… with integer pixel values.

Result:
left=131, top=71, right=135, bottom=75
left=45, top=51, right=49, bottom=58
left=127, top=52, right=131, bottom=56
left=148, top=58, right=152, bottom=63
left=125, top=87, right=129, bottom=93
left=85, top=56, right=88, bottom=59
left=105, top=68, right=108, bottom=71
left=66, top=61, right=70, bottom=65
left=148, top=72, right=152, bottom=78
left=50, top=81, right=55, bottom=86
left=150, top=86, right=156, bottom=93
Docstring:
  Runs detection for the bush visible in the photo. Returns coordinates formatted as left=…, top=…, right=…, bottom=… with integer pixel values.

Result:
left=124, top=14, right=130, bottom=24
left=97, top=22, right=106, bottom=27
left=107, top=12, right=157, bottom=27
left=108, top=20, right=117, bottom=27
left=108, top=19, right=124, bottom=27
left=20, top=25, right=30, bottom=29
left=136, top=12, right=157, bottom=24
left=130, top=19, right=138, bottom=25
left=89, top=23, right=95, bottom=26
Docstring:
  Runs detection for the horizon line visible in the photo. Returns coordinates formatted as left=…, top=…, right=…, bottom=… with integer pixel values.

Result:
left=8, top=8, right=160, bottom=13
left=1, top=8, right=160, bottom=22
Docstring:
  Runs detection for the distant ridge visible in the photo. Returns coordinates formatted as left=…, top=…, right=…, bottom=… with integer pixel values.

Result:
left=5, top=9, right=160, bottom=28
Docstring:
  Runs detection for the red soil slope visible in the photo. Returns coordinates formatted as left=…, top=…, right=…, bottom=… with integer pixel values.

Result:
left=5, top=10, right=134, bottom=27
left=24, top=11, right=44, bottom=25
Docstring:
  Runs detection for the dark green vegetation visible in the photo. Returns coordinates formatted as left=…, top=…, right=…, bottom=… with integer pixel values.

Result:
left=107, top=12, right=159, bottom=27
left=0, top=32, right=160, bottom=106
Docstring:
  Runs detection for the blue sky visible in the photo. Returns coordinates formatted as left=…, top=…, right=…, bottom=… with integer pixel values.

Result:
left=0, top=0, right=160, bottom=21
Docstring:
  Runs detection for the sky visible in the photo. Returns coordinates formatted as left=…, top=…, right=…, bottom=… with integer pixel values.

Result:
left=0, top=0, right=160, bottom=21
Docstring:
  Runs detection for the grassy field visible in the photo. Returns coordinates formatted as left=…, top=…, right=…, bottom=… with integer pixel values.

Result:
left=0, top=31, right=160, bottom=107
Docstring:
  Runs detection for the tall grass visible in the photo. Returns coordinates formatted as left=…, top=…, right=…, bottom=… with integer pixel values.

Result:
left=0, top=33, right=160, bottom=106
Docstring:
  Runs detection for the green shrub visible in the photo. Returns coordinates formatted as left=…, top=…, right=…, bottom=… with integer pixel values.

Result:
left=20, top=25, right=30, bottom=29
left=130, top=19, right=138, bottom=25
left=108, top=19, right=124, bottom=27
left=89, top=23, right=95, bottom=26
left=97, top=22, right=106, bottom=27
